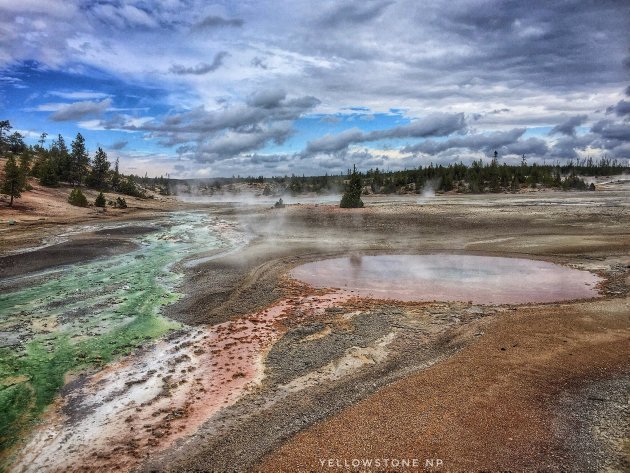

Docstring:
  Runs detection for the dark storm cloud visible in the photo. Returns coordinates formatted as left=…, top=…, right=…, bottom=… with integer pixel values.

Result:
left=193, top=15, right=244, bottom=30
left=403, top=128, right=525, bottom=155
left=306, top=113, right=466, bottom=154
left=428, top=0, right=629, bottom=89
left=606, top=100, right=630, bottom=117
left=547, top=134, right=594, bottom=160
left=170, top=52, right=228, bottom=75
left=50, top=98, right=111, bottom=121
left=247, top=89, right=287, bottom=109
left=549, top=115, right=588, bottom=136
left=591, top=120, right=630, bottom=142
left=504, top=137, right=549, bottom=156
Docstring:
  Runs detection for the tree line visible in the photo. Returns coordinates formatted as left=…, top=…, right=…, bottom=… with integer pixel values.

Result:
left=0, top=120, right=144, bottom=207
left=206, top=153, right=628, bottom=196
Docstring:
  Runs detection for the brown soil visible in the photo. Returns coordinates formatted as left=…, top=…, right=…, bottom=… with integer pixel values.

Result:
left=0, top=164, right=183, bottom=255
left=3, top=187, right=629, bottom=473
left=258, top=298, right=630, bottom=472
left=137, top=189, right=629, bottom=473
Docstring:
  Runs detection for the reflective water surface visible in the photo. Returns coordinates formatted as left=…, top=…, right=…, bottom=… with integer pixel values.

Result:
left=291, top=254, right=602, bottom=304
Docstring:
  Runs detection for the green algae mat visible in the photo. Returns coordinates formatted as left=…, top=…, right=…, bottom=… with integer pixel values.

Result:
left=0, top=212, right=240, bottom=463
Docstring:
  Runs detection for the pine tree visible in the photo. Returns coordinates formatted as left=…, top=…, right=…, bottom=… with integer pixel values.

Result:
left=87, top=147, right=110, bottom=189
left=111, top=157, right=120, bottom=191
left=340, top=165, right=364, bottom=208
left=95, top=191, right=106, bottom=207
left=39, top=158, right=60, bottom=187
left=70, top=133, right=89, bottom=186
left=8, top=132, right=26, bottom=154
left=68, top=188, right=88, bottom=207
left=0, top=120, right=12, bottom=155
left=1, top=155, right=24, bottom=206
left=52, top=135, right=71, bottom=183
left=19, top=151, right=32, bottom=179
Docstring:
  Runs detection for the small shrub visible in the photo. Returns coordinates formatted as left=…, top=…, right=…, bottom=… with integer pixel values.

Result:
left=116, top=196, right=127, bottom=208
left=95, top=192, right=106, bottom=207
left=68, top=188, right=88, bottom=207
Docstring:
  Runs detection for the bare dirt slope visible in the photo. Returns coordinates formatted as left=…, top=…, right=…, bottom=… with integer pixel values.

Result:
left=0, top=159, right=182, bottom=255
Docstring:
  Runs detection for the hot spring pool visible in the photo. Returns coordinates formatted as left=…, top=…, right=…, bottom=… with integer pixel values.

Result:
left=290, top=254, right=602, bottom=304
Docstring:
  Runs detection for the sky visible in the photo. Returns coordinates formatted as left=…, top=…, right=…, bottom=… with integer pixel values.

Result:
left=0, top=0, right=629, bottom=178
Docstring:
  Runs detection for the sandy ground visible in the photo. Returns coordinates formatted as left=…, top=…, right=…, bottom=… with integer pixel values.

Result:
left=0, top=172, right=184, bottom=256
left=2, top=186, right=629, bottom=472
left=141, top=187, right=629, bottom=472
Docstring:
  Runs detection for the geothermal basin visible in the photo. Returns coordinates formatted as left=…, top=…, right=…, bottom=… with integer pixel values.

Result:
left=290, top=254, right=603, bottom=304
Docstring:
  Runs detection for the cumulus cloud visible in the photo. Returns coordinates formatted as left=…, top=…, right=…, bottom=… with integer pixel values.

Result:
left=306, top=113, right=466, bottom=154
left=196, top=122, right=293, bottom=160
left=503, top=137, right=549, bottom=156
left=403, top=128, right=525, bottom=155
left=170, top=52, right=228, bottom=75
left=109, top=91, right=320, bottom=161
left=50, top=98, right=112, bottom=121
left=2, top=0, right=629, bottom=176
left=591, top=120, right=630, bottom=141
left=548, top=134, right=594, bottom=160
left=606, top=100, right=630, bottom=117
left=549, top=115, right=588, bottom=136
left=247, top=88, right=287, bottom=108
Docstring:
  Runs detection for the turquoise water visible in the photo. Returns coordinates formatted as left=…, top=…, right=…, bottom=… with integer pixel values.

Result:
left=0, top=212, right=237, bottom=458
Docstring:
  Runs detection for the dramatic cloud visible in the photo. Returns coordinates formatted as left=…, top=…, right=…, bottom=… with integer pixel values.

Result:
left=403, top=128, right=525, bottom=155
left=50, top=98, right=112, bottom=121
left=548, top=134, right=594, bottom=160
left=606, top=100, right=630, bottom=117
left=549, top=115, right=588, bottom=136
left=504, top=137, right=549, bottom=157
left=247, top=89, right=287, bottom=109
left=110, top=92, right=320, bottom=161
left=170, top=52, right=228, bottom=75
left=197, top=122, right=293, bottom=159
left=306, top=113, right=466, bottom=154
left=591, top=120, right=630, bottom=141
left=1, top=0, right=629, bottom=176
